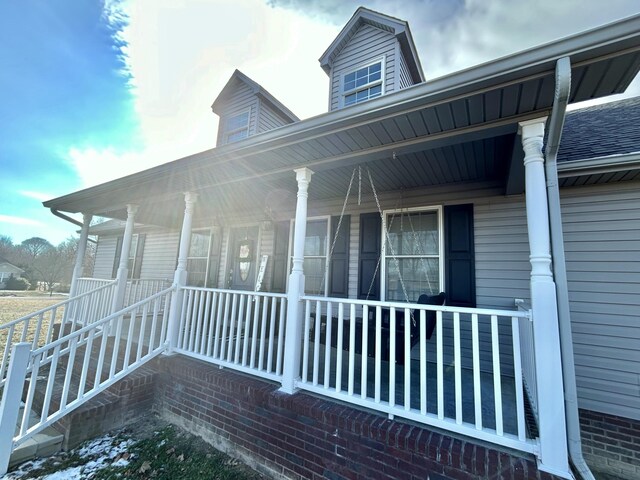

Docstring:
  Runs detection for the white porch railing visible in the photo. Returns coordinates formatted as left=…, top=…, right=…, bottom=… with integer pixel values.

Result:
left=297, top=296, right=536, bottom=454
left=75, top=277, right=116, bottom=296
left=125, top=279, right=172, bottom=308
left=174, top=287, right=287, bottom=382
left=516, top=299, right=537, bottom=421
left=0, top=286, right=174, bottom=471
left=0, top=281, right=117, bottom=387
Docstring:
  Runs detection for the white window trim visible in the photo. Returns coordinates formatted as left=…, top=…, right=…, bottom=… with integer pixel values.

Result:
left=187, top=228, right=213, bottom=287
left=341, top=56, right=386, bottom=108
left=287, top=215, right=331, bottom=296
left=127, top=233, right=139, bottom=279
left=380, top=205, right=444, bottom=302
left=223, top=108, right=251, bottom=144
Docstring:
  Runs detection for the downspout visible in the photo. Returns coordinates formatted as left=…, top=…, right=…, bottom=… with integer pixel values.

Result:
left=545, top=57, right=595, bottom=480
left=50, top=208, right=97, bottom=243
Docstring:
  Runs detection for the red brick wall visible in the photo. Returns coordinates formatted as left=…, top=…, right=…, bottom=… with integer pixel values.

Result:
left=579, top=409, right=640, bottom=479
left=154, top=356, right=563, bottom=480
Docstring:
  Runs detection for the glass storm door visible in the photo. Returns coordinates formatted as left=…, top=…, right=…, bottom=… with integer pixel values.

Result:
left=228, top=225, right=259, bottom=290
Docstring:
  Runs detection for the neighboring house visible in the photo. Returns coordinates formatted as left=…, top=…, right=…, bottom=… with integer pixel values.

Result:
left=3, top=7, right=639, bottom=480
left=0, top=258, right=24, bottom=289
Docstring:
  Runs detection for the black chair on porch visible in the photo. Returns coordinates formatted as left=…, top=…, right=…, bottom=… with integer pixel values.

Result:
left=380, top=292, right=446, bottom=365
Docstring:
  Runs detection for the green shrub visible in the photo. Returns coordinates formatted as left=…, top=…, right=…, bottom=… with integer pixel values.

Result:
left=5, top=275, right=30, bottom=290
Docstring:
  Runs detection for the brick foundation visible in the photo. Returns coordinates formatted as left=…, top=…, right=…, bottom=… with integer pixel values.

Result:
left=579, top=409, right=640, bottom=479
left=153, top=355, right=564, bottom=480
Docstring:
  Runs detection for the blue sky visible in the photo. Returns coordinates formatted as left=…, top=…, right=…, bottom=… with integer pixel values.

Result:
left=1, top=0, right=638, bottom=246
left=0, top=0, right=140, bottom=244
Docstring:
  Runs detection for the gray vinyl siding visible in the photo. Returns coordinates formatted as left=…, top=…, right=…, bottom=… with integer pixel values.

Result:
left=215, top=82, right=258, bottom=146
left=257, top=100, right=292, bottom=134
left=329, top=24, right=397, bottom=111
left=139, top=232, right=179, bottom=280
left=474, top=198, right=530, bottom=309
left=93, top=235, right=118, bottom=279
left=398, top=49, right=414, bottom=89
left=560, top=181, right=640, bottom=421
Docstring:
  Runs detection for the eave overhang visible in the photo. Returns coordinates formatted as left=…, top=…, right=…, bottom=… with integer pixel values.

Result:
left=44, top=13, right=640, bottom=226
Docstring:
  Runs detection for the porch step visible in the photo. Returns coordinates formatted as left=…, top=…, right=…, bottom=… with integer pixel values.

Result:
left=9, top=406, right=64, bottom=467
left=10, top=337, right=161, bottom=470
left=29, top=360, right=159, bottom=452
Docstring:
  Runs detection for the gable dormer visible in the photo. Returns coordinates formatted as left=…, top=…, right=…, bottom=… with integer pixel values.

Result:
left=211, top=70, right=299, bottom=146
left=319, top=8, right=424, bottom=111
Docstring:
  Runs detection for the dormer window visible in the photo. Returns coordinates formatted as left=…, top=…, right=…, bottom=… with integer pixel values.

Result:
left=343, top=59, right=384, bottom=106
left=223, top=110, right=250, bottom=144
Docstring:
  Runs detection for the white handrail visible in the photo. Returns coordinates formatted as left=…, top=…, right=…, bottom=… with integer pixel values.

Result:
left=4, top=285, right=175, bottom=457
left=0, top=281, right=119, bottom=387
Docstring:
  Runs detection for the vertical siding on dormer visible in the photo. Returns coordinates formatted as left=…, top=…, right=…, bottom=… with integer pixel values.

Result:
left=257, top=100, right=292, bottom=133
left=398, top=49, right=415, bottom=89
left=329, top=24, right=397, bottom=111
left=215, top=82, right=259, bottom=146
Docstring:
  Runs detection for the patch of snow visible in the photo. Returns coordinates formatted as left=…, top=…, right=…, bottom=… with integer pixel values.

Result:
left=2, top=432, right=134, bottom=480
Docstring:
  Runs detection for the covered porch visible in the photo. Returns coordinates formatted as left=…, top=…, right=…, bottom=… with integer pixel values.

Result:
left=28, top=19, right=640, bottom=479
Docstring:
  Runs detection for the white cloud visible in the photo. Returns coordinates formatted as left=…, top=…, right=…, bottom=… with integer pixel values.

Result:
left=18, top=190, right=53, bottom=202
left=68, top=0, right=337, bottom=188
left=0, top=215, right=43, bottom=227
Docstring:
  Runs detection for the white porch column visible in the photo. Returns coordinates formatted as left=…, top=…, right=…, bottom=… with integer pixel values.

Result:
left=69, top=212, right=93, bottom=299
left=111, top=204, right=138, bottom=314
left=280, top=167, right=313, bottom=394
left=166, top=192, right=198, bottom=353
left=520, top=118, right=570, bottom=478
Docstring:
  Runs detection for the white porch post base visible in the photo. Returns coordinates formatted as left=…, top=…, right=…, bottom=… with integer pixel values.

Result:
left=280, top=168, right=313, bottom=394
left=520, top=119, right=570, bottom=477
left=68, top=213, right=92, bottom=299
left=166, top=192, right=197, bottom=354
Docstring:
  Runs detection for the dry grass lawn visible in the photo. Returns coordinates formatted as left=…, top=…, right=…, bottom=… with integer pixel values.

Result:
left=0, top=294, right=67, bottom=355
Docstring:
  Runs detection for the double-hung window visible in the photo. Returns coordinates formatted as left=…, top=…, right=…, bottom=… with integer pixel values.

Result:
left=223, top=110, right=250, bottom=144
left=289, top=218, right=330, bottom=295
left=343, top=59, right=384, bottom=107
left=187, top=229, right=212, bottom=287
left=382, top=207, right=443, bottom=302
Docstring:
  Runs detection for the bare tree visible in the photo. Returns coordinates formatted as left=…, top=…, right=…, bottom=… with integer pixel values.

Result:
left=0, top=235, right=15, bottom=261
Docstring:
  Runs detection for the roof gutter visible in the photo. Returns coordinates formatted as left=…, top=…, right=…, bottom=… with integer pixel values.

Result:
left=50, top=209, right=97, bottom=244
left=545, top=57, right=595, bottom=480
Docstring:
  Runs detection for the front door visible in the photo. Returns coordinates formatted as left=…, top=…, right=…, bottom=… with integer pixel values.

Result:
left=227, top=225, right=260, bottom=290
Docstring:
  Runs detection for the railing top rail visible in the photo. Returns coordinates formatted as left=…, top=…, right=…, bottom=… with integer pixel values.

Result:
left=181, top=286, right=287, bottom=299
left=77, top=277, right=114, bottom=282
left=31, top=285, right=176, bottom=356
left=127, top=278, right=172, bottom=283
left=0, top=280, right=118, bottom=330
left=300, top=295, right=530, bottom=318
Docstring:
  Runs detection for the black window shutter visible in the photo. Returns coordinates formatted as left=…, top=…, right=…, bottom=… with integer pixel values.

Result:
left=444, top=204, right=476, bottom=308
left=112, top=236, right=123, bottom=279
left=271, top=221, right=290, bottom=293
left=132, top=234, right=146, bottom=279
left=329, top=215, right=350, bottom=298
left=358, top=213, right=381, bottom=300
left=207, top=227, right=223, bottom=288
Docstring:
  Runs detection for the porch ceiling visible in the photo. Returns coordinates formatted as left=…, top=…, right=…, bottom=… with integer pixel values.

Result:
left=44, top=14, right=640, bottom=227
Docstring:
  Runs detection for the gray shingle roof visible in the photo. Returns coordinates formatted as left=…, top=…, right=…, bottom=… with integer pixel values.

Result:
left=558, top=96, right=640, bottom=163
